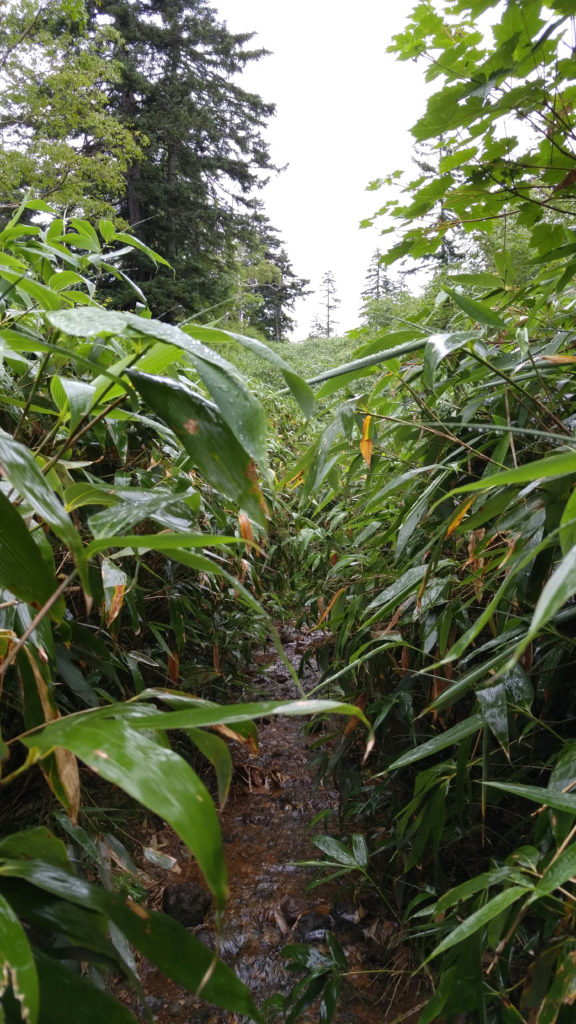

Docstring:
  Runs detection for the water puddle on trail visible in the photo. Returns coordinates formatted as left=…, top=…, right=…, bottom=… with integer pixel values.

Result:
left=118, top=629, right=427, bottom=1023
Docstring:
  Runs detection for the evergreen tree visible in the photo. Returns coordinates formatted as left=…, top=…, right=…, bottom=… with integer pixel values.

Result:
left=309, top=314, right=327, bottom=339
left=225, top=213, right=310, bottom=341
left=361, top=249, right=396, bottom=302
left=89, top=0, right=276, bottom=319
left=316, top=270, right=340, bottom=339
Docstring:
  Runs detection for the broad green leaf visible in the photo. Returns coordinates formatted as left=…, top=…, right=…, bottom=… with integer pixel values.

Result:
left=0, top=865, right=261, bottom=1020
left=427, top=886, right=532, bottom=961
left=187, top=728, right=233, bottom=807
left=184, top=353, right=267, bottom=466
left=19, top=718, right=228, bottom=909
left=118, top=695, right=372, bottom=736
left=312, top=836, right=358, bottom=867
left=513, top=545, right=576, bottom=660
left=387, top=714, right=485, bottom=771
left=47, top=270, right=87, bottom=292
left=85, top=532, right=243, bottom=559
left=477, top=680, right=508, bottom=751
left=0, top=490, right=64, bottom=618
left=50, top=377, right=95, bottom=430
left=534, top=947, right=576, bottom=1024
left=536, top=845, right=576, bottom=895
left=351, top=834, right=368, bottom=868
left=366, top=564, right=429, bottom=612
left=111, top=232, right=171, bottom=266
left=127, top=371, right=269, bottom=525
left=184, top=324, right=315, bottom=419
left=435, top=867, right=530, bottom=914
left=448, top=452, right=576, bottom=496
left=98, top=219, right=115, bottom=243
left=64, top=482, right=121, bottom=512
left=560, top=491, right=576, bottom=556
left=0, top=431, right=88, bottom=591
left=423, top=331, right=477, bottom=388
left=304, top=337, right=426, bottom=387
left=485, top=781, right=576, bottom=816
left=444, top=288, right=508, bottom=329
left=0, top=892, right=39, bottom=1024
left=34, top=952, right=136, bottom=1024
left=0, top=827, right=71, bottom=870
left=70, top=219, right=102, bottom=252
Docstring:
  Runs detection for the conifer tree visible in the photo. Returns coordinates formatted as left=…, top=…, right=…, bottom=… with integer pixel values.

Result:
left=317, top=270, right=340, bottom=339
left=361, top=249, right=396, bottom=303
left=89, top=0, right=276, bottom=318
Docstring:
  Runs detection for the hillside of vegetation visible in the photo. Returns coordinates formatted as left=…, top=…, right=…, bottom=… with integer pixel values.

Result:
left=2, top=2, right=576, bottom=1024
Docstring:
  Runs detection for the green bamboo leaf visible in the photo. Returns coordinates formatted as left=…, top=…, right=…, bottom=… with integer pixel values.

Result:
left=536, top=845, right=576, bottom=895
left=98, top=219, right=115, bottom=243
left=443, top=288, right=507, bottom=328
left=119, top=695, right=372, bottom=735
left=64, top=482, right=121, bottom=512
left=366, top=564, right=429, bottom=612
left=435, top=867, right=529, bottom=914
left=111, top=232, right=171, bottom=266
left=304, top=337, right=427, bottom=387
left=351, top=834, right=369, bottom=868
left=534, top=946, right=576, bottom=1024
left=85, top=532, right=243, bottom=558
left=485, top=781, right=576, bottom=816
left=560, top=491, right=576, bottom=556
left=513, top=545, right=576, bottom=660
left=127, top=371, right=269, bottom=526
left=184, top=324, right=315, bottom=419
left=0, top=431, right=88, bottom=592
left=50, top=377, right=96, bottom=430
left=0, top=866, right=261, bottom=1021
left=387, top=714, right=485, bottom=771
left=0, top=827, right=71, bottom=870
left=0, top=892, right=39, bottom=1024
left=19, top=718, right=228, bottom=909
left=187, top=728, right=233, bottom=807
left=33, top=952, right=136, bottom=1024
left=47, top=270, right=87, bottom=292
left=427, top=886, right=531, bottom=961
left=184, top=354, right=267, bottom=466
left=477, top=680, right=509, bottom=751
left=448, top=452, right=576, bottom=496
left=0, top=490, right=64, bottom=617
left=423, top=331, right=477, bottom=388
left=312, top=836, right=358, bottom=867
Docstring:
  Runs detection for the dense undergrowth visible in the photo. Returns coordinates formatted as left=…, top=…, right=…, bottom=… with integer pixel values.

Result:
left=3, top=1, right=576, bottom=1022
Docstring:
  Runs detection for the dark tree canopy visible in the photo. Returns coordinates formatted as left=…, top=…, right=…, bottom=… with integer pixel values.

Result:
left=90, top=0, right=277, bottom=319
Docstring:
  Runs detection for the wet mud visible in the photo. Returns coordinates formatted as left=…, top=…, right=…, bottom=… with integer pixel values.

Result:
left=117, top=630, right=427, bottom=1023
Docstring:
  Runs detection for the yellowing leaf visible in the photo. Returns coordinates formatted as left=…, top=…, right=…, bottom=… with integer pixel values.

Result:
left=316, top=587, right=347, bottom=628
left=106, top=584, right=125, bottom=626
left=238, top=513, right=254, bottom=542
left=168, top=653, right=179, bottom=684
left=446, top=495, right=476, bottom=537
left=360, top=415, right=373, bottom=467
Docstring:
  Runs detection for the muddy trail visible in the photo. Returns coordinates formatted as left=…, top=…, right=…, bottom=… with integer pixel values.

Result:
left=118, top=629, right=427, bottom=1024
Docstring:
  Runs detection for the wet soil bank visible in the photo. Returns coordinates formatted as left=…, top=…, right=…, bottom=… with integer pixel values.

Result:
left=119, top=629, right=427, bottom=1023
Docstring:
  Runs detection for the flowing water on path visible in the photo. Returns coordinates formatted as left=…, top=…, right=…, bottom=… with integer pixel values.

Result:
left=117, top=629, right=427, bottom=1023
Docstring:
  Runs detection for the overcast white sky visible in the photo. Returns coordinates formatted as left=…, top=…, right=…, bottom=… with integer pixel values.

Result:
left=213, top=1, right=427, bottom=340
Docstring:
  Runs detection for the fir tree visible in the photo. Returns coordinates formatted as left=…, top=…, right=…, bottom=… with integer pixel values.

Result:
left=89, top=0, right=276, bottom=319
left=317, top=270, right=340, bottom=339
left=361, top=250, right=396, bottom=303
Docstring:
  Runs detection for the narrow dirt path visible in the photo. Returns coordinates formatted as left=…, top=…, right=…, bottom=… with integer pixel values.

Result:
left=117, top=629, right=426, bottom=1023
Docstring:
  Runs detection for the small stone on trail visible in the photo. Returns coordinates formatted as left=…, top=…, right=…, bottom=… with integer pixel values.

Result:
left=162, top=882, right=212, bottom=927
left=293, top=911, right=334, bottom=942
